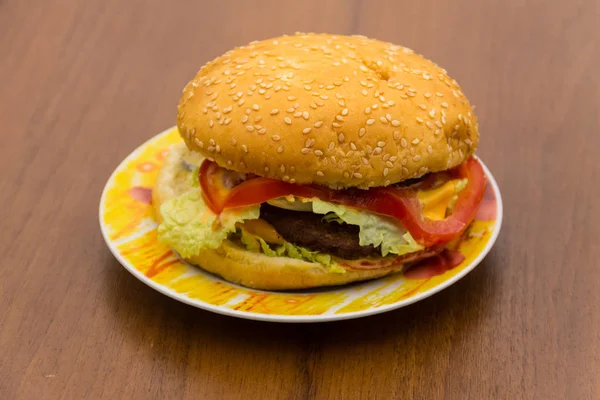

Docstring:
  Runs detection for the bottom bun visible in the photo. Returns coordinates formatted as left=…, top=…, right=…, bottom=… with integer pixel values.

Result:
left=153, top=143, right=404, bottom=290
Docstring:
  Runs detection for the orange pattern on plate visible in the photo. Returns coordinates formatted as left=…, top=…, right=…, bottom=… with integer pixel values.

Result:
left=101, top=127, right=498, bottom=317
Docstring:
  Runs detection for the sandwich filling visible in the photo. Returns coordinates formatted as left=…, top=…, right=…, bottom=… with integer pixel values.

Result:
left=157, top=151, right=485, bottom=272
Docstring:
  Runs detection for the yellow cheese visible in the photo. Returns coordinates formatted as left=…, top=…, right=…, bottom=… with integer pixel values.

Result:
left=417, top=179, right=463, bottom=220
left=238, top=219, right=285, bottom=244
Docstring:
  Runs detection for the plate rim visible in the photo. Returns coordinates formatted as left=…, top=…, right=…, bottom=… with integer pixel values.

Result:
left=99, top=126, right=503, bottom=323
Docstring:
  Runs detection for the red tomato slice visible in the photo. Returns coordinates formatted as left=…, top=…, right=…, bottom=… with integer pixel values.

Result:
left=198, top=160, right=229, bottom=213
left=198, top=157, right=486, bottom=246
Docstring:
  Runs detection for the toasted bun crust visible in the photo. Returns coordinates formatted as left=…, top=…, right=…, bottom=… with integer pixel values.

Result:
left=153, top=143, right=404, bottom=290
left=177, top=33, right=478, bottom=189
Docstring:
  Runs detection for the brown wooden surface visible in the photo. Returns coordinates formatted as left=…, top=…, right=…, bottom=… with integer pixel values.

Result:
left=2, top=0, right=599, bottom=399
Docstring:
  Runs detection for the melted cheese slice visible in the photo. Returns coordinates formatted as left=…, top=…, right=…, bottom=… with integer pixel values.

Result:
left=417, top=179, right=464, bottom=220
left=238, top=219, right=285, bottom=244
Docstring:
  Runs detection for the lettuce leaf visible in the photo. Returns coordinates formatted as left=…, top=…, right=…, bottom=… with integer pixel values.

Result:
left=238, top=230, right=344, bottom=272
left=311, top=199, right=423, bottom=256
left=157, top=189, right=260, bottom=258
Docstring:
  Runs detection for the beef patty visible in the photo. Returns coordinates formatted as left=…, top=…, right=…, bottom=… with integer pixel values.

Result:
left=259, top=204, right=381, bottom=259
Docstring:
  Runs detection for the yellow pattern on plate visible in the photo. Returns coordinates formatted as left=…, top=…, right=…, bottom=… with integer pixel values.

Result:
left=99, top=127, right=501, bottom=322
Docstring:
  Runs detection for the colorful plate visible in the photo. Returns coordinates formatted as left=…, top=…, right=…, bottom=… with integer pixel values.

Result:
left=99, top=127, right=503, bottom=323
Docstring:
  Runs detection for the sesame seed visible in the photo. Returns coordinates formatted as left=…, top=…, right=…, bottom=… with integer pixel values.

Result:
left=344, top=171, right=350, bottom=178
left=294, top=112, right=302, bottom=118
left=436, top=92, right=444, bottom=97
left=332, top=122, right=342, bottom=128
left=264, top=166, right=270, bottom=173
left=209, top=120, right=214, bottom=127
left=386, top=161, right=394, bottom=168
left=272, top=135, right=281, bottom=141
left=255, top=116, right=262, bottom=122
left=429, top=109, right=436, bottom=118
left=242, top=145, right=248, bottom=153
left=302, top=111, right=309, bottom=120
left=416, top=117, right=424, bottom=123
left=224, top=118, right=231, bottom=125
left=284, top=117, right=292, bottom=124
left=338, top=133, right=345, bottom=142
left=435, top=129, right=441, bottom=135
left=366, top=119, right=375, bottom=126
left=373, top=147, right=382, bottom=155
left=435, top=121, right=443, bottom=128
left=441, top=102, right=449, bottom=108
left=425, top=93, right=432, bottom=98
left=413, top=155, right=421, bottom=162
left=277, top=146, right=284, bottom=153
left=194, top=138, right=202, bottom=147
left=231, top=137, right=237, bottom=145
left=238, top=99, right=245, bottom=106
left=427, top=145, right=433, bottom=154
left=384, top=180, right=391, bottom=186
left=401, top=138, right=408, bottom=148
left=316, top=171, right=324, bottom=176
left=280, top=165, right=286, bottom=173
left=270, top=109, right=279, bottom=115
left=283, top=175, right=290, bottom=181
left=465, top=139, right=473, bottom=146
left=350, top=142, right=357, bottom=150
left=314, top=150, right=323, bottom=156
left=215, top=145, right=221, bottom=153
left=209, top=138, right=215, bottom=146
left=393, top=131, right=400, bottom=140
left=310, top=103, right=318, bottom=109
left=304, top=85, right=312, bottom=90
left=314, top=121, right=323, bottom=128
left=353, top=172, right=363, bottom=179
left=419, top=104, right=427, bottom=110
left=362, top=89, right=368, bottom=96
left=301, top=148, right=311, bottom=154
left=341, top=108, right=349, bottom=116
left=423, top=72, right=431, bottom=80
left=329, top=142, right=335, bottom=151
left=383, top=168, right=389, bottom=177
left=362, top=157, right=369, bottom=165
left=245, top=108, right=251, bottom=115
left=258, top=128, right=266, bottom=134
left=287, top=96, right=296, bottom=101
left=320, top=95, right=329, bottom=100
left=407, top=92, right=416, bottom=97
left=335, top=115, right=344, bottom=122
left=426, top=121, right=434, bottom=129
left=412, top=138, right=420, bottom=145
left=286, top=107, right=294, bottom=113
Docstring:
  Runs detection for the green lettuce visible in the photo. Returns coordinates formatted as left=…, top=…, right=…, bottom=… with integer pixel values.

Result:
left=311, top=199, right=423, bottom=256
left=239, top=230, right=345, bottom=272
left=157, top=189, right=260, bottom=258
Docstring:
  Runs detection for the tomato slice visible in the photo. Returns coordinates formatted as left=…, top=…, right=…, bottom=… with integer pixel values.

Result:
left=225, top=178, right=330, bottom=210
left=198, top=157, right=486, bottom=246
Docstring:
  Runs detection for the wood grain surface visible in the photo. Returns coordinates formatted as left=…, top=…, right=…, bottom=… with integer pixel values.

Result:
left=2, top=0, right=599, bottom=398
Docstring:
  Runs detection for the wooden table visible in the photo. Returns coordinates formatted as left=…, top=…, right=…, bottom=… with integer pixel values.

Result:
left=2, top=1, right=599, bottom=398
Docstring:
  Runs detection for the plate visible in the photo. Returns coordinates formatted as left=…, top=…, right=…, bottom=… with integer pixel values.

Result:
left=99, top=127, right=503, bottom=323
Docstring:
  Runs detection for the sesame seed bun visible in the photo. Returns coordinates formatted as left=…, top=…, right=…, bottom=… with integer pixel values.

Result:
left=153, top=143, right=405, bottom=290
left=177, top=33, right=479, bottom=188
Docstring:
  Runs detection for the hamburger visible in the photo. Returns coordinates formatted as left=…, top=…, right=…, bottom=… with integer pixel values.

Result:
left=153, top=33, right=485, bottom=290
